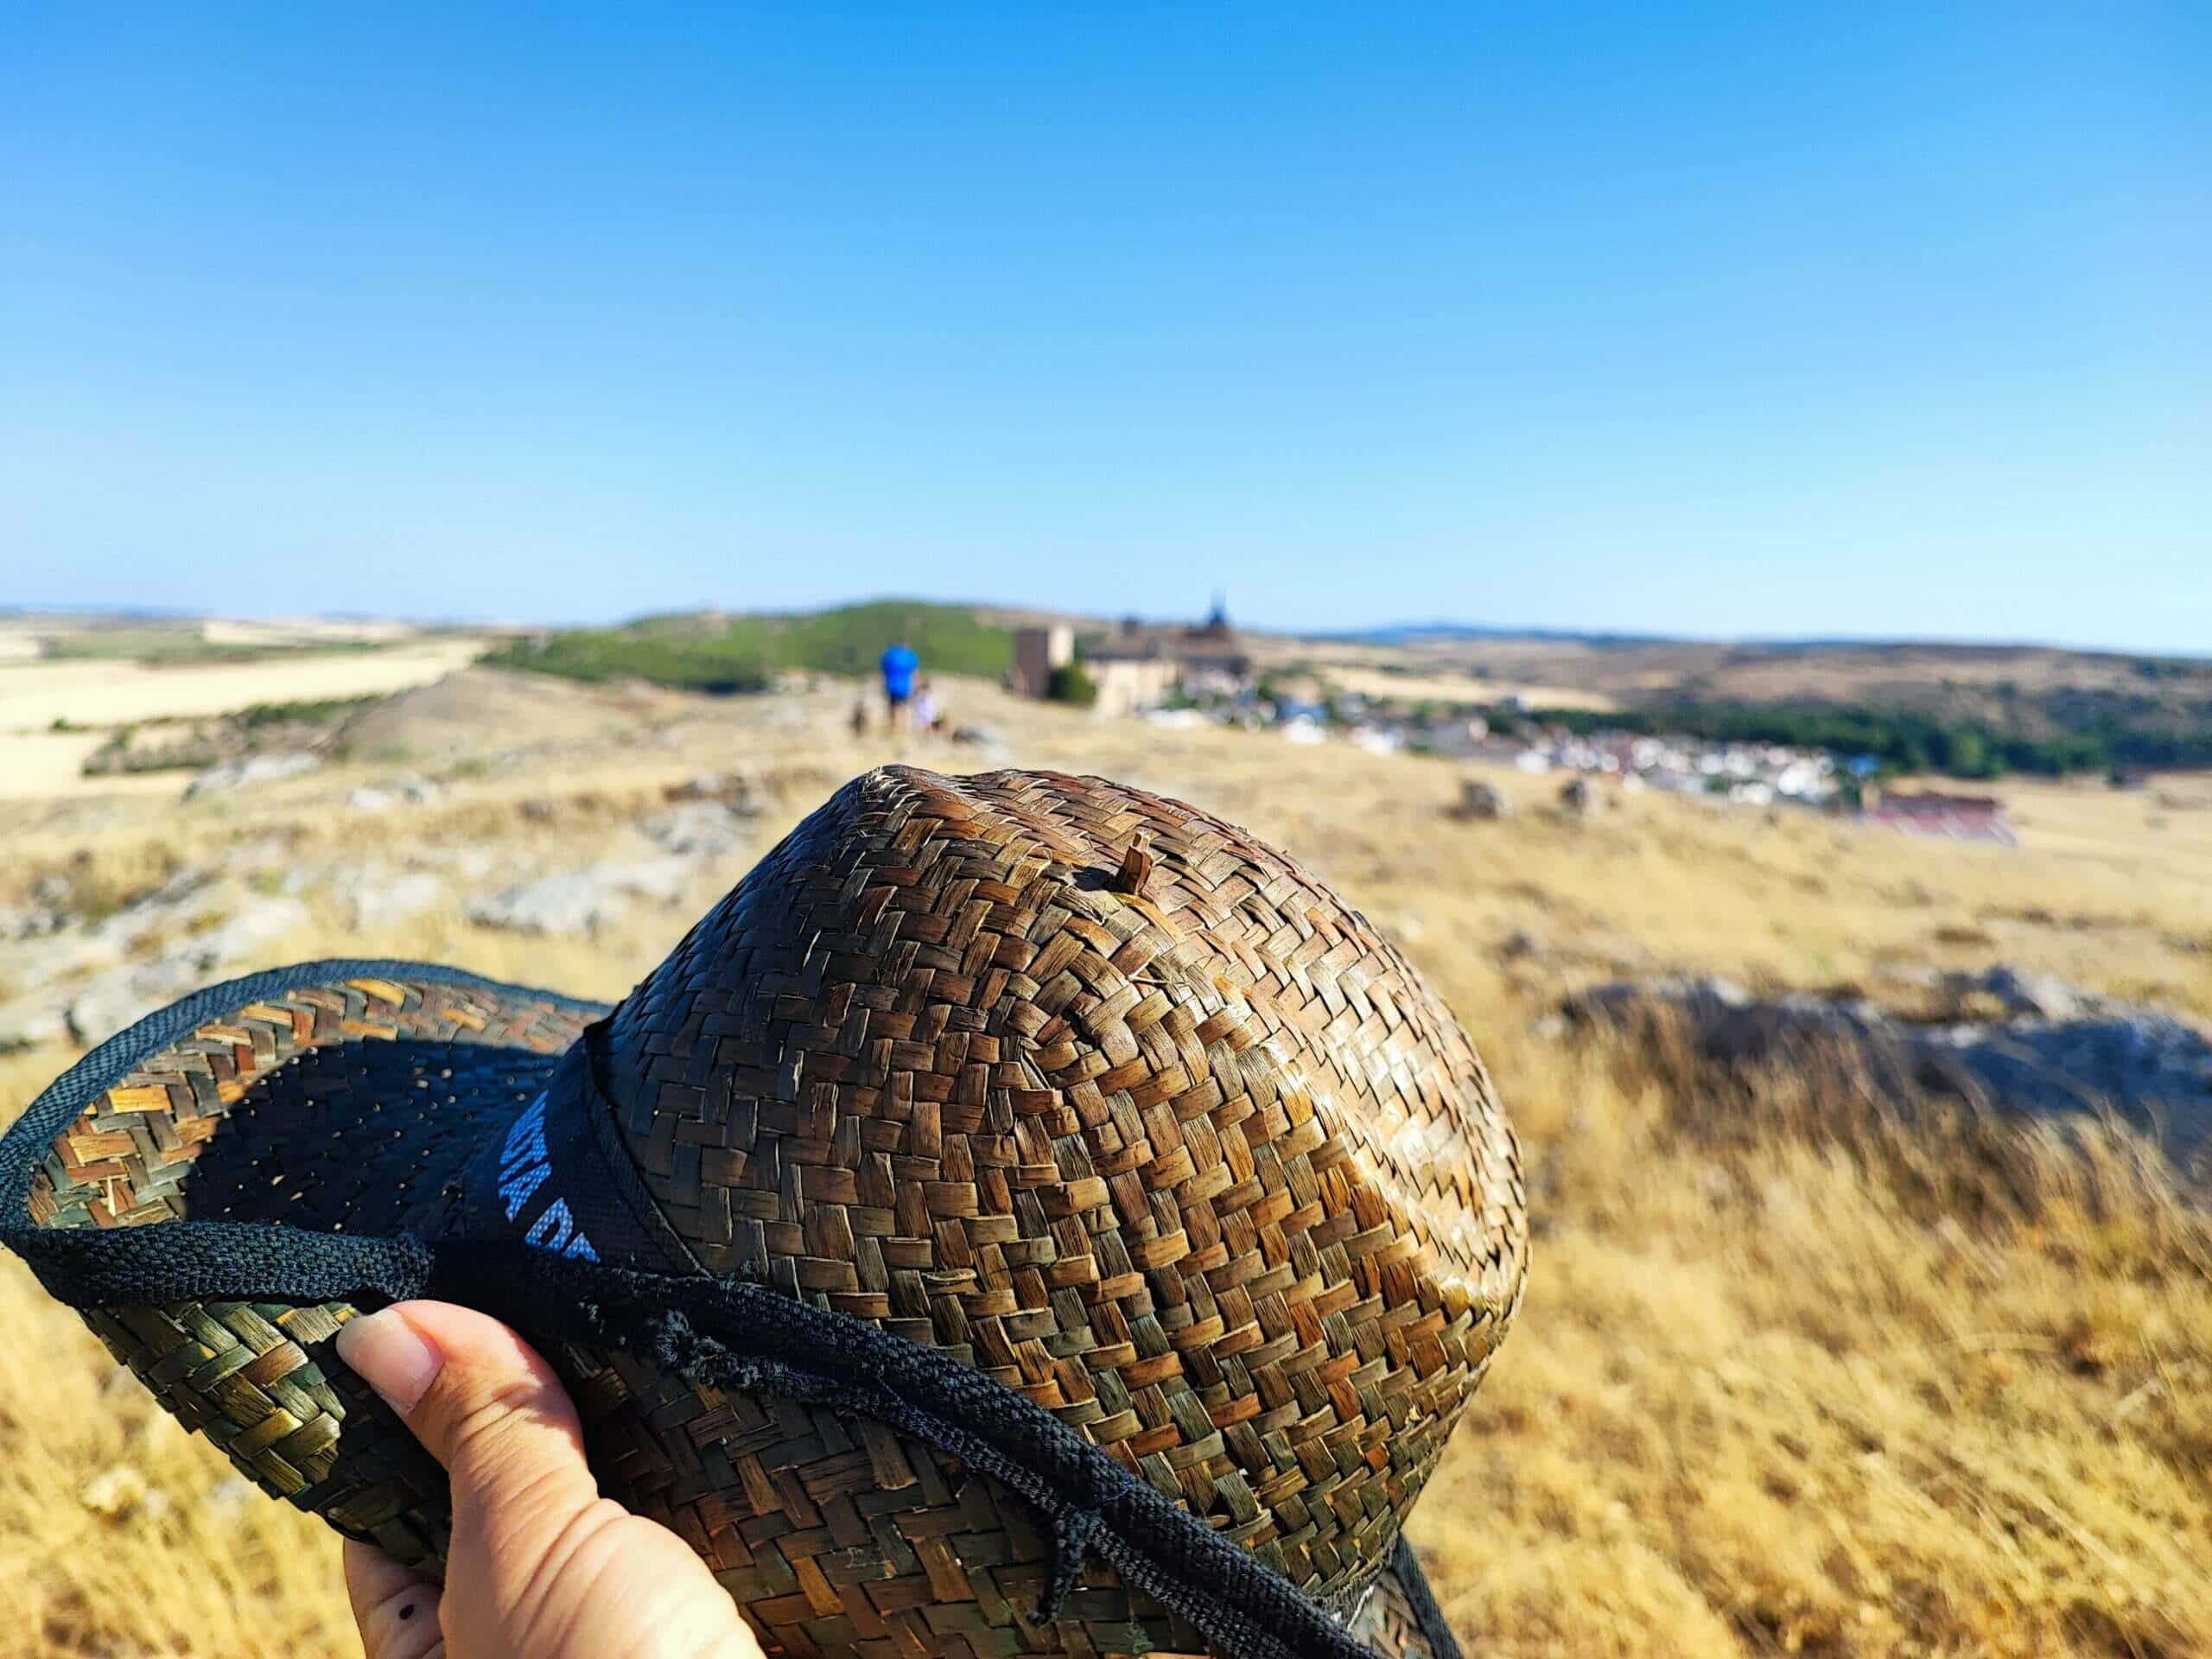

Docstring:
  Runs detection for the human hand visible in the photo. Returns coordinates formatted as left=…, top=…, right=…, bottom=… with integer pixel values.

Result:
left=335, top=1301, right=765, bottom=1659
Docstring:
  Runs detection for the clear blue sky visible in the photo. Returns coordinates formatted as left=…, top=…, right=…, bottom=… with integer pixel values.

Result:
left=4, top=4, right=2207, bottom=649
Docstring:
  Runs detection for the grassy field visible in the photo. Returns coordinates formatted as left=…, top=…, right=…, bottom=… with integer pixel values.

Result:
left=3, top=672, right=2209, bottom=1656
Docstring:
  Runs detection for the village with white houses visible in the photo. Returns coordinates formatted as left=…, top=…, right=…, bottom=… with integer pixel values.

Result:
left=1009, top=601, right=2022, bottom=844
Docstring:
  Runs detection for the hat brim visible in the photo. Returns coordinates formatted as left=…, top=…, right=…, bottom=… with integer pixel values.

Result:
left=16, top=961, right=1461, bottom=1659
left=29, top=960, right=602, bottom=1238
left=1345, top=1547, right=1459, bottom=1659
left=19, top=961, right=602, bottom=1562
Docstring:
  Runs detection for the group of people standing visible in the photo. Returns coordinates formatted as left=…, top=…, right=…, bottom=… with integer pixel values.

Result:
left=851, top=638, right=943, bottom=740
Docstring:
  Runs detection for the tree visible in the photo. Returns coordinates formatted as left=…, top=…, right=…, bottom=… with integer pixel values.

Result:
left=1942, top=728, right=1993, bottom=779
left=1046, top=663, right=1097, bottom=708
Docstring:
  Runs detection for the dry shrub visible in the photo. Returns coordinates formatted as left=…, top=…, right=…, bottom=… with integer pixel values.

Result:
left=6, top=839, right=187, bottom=919
left=1601, top=1005, right=2202, bottom=1247
left=1415, top=1027, right=2212, bottom=1657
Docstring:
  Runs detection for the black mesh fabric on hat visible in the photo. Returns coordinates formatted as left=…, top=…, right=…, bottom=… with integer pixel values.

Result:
left=178, top=1039, right=554, bottom=1237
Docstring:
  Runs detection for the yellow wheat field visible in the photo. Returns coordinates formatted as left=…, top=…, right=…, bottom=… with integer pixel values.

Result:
left=0, top=640, right=482, bottom=755
left=3, top=674, right=2209, bottom=1657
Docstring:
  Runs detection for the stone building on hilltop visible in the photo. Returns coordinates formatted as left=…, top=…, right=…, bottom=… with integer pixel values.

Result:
left=1009, top=623, right=1074, bottom=699
left=1014, top=597, right=1255, bottom=719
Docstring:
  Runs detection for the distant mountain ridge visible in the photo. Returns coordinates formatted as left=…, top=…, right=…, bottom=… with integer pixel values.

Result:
left=1320, top=620, right=2209, bottom=662
left=1317, top=620, right=1684, bottom=648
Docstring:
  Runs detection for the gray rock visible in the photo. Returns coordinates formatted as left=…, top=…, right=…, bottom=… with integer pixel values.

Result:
left=337, top=868, right=447, bottom=931
left=0, top=1001, right=69, bottom=1048
left=467, top=873, right=627, bottom=936
left=65, top=958, right=206, bottom=1046
left=52, top=889, right=309, bottom=1044
left=1452, top=779, right=1512, bottom=821
left=347, top=776, right=443, bottom=813
left=182, top=752, right=321, bottom=799
left=229, top=835, right=300, bottom=870
left=209, top=894, right=311, bottom=957
left=449, top=848, right=499, bottom=881
left=641, top=802, right=748, bottom=860
left=29, top=925, right=127, bottom=982
left=595, top=859, right=692, bottom=904
left=78, top=869, right=220, bottom=957
left=464, top=852, right=697, bottom=936
left=0, top=905, right=68, bottom=943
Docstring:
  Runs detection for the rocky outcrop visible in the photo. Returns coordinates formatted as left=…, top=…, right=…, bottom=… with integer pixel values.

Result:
left=334, top=867, right=448, bottom=931
left=467, top=874, right=625, bottom=937
left=595, top=860, right=692, bottom=904
left=463, top=860, right=692, bottom=936
left=1567, top=967, right=2212, bottom=1166
left=346, top=776, right=444, bottom=813
left=641, top=802, right=750, bottom=861
left=0, top=870, right=312, bottom=1048
left=182, top=753, right=321, bottom=798
left=0, top=903, right=70, bottom=943
left=61, top=896, right=307, bottom=1046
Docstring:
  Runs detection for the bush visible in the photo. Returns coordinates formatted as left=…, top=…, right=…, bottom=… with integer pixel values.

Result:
left=1045, top=663, right=1097, bottom=708
left=238, top=696, right=374, bottom=728
left=480, top=633, right=771, bottom=693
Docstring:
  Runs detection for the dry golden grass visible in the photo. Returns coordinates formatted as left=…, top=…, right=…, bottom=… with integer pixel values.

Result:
left=3, top=674, right=2210, bottom=1656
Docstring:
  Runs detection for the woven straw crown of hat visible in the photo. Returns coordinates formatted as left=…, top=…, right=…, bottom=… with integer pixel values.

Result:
left=10, top=767, right=1527, bottom=1659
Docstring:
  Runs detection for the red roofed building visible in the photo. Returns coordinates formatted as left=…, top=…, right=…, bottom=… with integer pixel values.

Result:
left=1866, top=789, right=2018, bottom=846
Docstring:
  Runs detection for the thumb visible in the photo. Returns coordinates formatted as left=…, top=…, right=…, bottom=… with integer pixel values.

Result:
left=335, top=1301, right=759, bottom=1659
left=335, top=1300, right=599, bottom=1530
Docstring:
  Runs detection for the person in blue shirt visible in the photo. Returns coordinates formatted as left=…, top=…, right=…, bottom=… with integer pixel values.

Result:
left=879, top=639, right=919, bottom=732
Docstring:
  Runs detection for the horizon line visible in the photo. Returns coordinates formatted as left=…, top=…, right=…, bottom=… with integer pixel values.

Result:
left=2, top=596, right=2204, bottom=665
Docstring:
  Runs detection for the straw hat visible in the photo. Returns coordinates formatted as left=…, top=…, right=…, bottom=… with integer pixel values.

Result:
left=3, top=767, right=1527, bottom=1659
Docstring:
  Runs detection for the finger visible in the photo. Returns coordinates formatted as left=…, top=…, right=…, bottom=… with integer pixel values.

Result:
left=343, top=1538, right=444, bottom=1659
left=336, top=1300, right=763, bottom=1659
left=334, top=1300, right=600, bottom=1536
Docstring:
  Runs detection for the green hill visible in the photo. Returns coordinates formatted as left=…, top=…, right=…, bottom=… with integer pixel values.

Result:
left=483, top=599, right=1013, bottom=691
